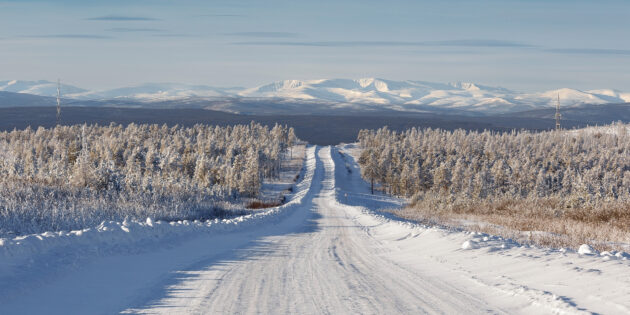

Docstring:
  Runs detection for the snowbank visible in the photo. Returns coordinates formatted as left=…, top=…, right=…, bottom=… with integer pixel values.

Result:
left=331, top=144, right=630, bottom=314
left=0, top=146, right=317, bottom=290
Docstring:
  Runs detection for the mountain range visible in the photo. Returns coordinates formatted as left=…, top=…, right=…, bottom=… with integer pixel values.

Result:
left=1, top=78, right=629, bottom=114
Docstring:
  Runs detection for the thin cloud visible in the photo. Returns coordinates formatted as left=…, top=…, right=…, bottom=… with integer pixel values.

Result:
left=106, top=28, right=164, bottom=33
left=427, top=39, right=534, bottom=47
left=547, top=48, right=630, bottom=55
left=232, top=41, right=424, bottom=47
left=412, top=49, right=489, bottom=55
left=22, top=34, right=113, bottom=39
left=194, top=14, right=245, bottom=17
left=87, top=15, right=159, bottom=21
left=231, top=39, right=531, bottom=47
left=224, top=32, right=299, bottom=38
left=151, top=33, right=193, bottom=38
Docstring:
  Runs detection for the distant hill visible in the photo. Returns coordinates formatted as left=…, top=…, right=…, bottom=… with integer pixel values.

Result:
left=0, top=80, right=87, bottom=96
left=2, top=78, right=629, bottom=115
left=504, top=103, right=630, bottom=124
left=0, top=91, right=57, bottom=107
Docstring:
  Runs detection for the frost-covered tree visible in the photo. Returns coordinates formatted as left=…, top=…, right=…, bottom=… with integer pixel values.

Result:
left=356, top=122, right=630, bottom=203
left=0, top=122, right=299, bottom=236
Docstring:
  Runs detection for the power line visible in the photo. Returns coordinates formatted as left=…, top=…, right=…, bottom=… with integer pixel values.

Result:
left=56, top=78, right=62, bottom=125
left=555, top=93, right=561, bottom=130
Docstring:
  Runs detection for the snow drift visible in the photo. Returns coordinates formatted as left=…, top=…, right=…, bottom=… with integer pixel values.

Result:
left=0, top=146, right=317, bottom=296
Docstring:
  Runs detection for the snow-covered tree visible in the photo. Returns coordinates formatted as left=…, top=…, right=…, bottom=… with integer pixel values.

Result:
left=0, top=122, right=299, bottom=235
left=356, top=123, right=630, bottom=202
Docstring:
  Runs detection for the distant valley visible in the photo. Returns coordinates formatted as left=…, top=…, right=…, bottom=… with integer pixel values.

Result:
left=1, top=78, right=629, bottom=144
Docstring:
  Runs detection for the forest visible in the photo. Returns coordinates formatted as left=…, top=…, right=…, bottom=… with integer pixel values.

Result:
left=357, top=123, right=630, bottom=250
left=0, top=122, right=297, bottom=236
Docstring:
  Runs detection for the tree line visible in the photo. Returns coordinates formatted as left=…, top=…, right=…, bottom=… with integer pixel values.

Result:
left=0, top=122, right=297, bottom=235
left=357, top=123, right=630, bottom=204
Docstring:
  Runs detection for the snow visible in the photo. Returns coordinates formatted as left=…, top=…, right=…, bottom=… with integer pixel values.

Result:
left=568, top=123, right=630, bottom=135
left=258, top=144, right=306, bottom=201
left=616, top=252, right=630, bottom=259
left=74, top=82, right=243, bottom=100
left=578, top=244, right=597, bottom=255
left=461, top=240, right=478, bottom=249
left=1, top=145, right=630, bottom=314
left=4, top=78, right=628, bottom=114
left=0, top=79, right=88, bottom=96
left=587, top=89, right=630, bottom=103
left=335, top=143, right=630, bottom=314
left=239, top=78, right=629, bottom=113
left=450, top=81, right=481, bottom=91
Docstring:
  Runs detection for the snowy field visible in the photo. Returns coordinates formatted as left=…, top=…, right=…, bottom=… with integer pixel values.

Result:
left=1, top=145, right=629, bottom=314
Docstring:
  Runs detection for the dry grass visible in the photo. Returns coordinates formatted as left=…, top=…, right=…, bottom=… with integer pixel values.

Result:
left=395, top=195, right=630, bottom=252
left=246, top=199, right=283, bottom=209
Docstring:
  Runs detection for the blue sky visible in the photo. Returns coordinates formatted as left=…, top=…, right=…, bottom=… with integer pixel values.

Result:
left=1, top=0, right=629, bottom=91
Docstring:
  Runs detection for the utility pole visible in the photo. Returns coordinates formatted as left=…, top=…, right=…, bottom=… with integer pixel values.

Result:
left=81, top=124, right=88, bottom=162
left=555, top=93, right=561, bottom=130
left=56, top=79, right=61, bottom=125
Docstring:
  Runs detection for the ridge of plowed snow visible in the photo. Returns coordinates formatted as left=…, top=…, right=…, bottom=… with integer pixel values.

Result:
left=0, top=147, right=317, bottom=302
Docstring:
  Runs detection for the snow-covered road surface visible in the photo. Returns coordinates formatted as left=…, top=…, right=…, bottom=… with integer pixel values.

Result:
left=2, top=146, right=630, bottom=314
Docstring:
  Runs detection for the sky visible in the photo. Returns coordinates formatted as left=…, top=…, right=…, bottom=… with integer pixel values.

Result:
left=1, top=0, right=629, bottom=92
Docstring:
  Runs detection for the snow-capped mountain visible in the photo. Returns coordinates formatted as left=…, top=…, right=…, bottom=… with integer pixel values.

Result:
left=239, top=78, right=630, bottom=113
left=0, top=80, right=87, bottom=96
left=71, top=83, right=243, bottom=101
left=0, top=80, right=242, bottom=101
left=2, top=78, right=629, bottom=114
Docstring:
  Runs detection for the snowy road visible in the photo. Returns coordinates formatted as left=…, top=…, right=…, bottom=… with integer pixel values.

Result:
left=127, top=147, right=497, bottom=314
left=3, top=146, right=630, bottom=314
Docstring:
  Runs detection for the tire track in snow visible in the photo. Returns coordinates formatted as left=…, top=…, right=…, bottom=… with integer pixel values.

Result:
left=128, top=147, right=510, bottom=314
left=6, top=144, right=623, bottom=314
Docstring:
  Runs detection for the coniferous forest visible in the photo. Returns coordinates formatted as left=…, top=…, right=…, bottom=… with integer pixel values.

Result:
left=357, top=123, right=630, bottom=249
left=0, top=122, right=297, bottom=236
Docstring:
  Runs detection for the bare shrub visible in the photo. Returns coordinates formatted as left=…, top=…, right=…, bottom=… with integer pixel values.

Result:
left=246, top=199, right=283, bottom=209
left=396, top=195, right=630, bottom=251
